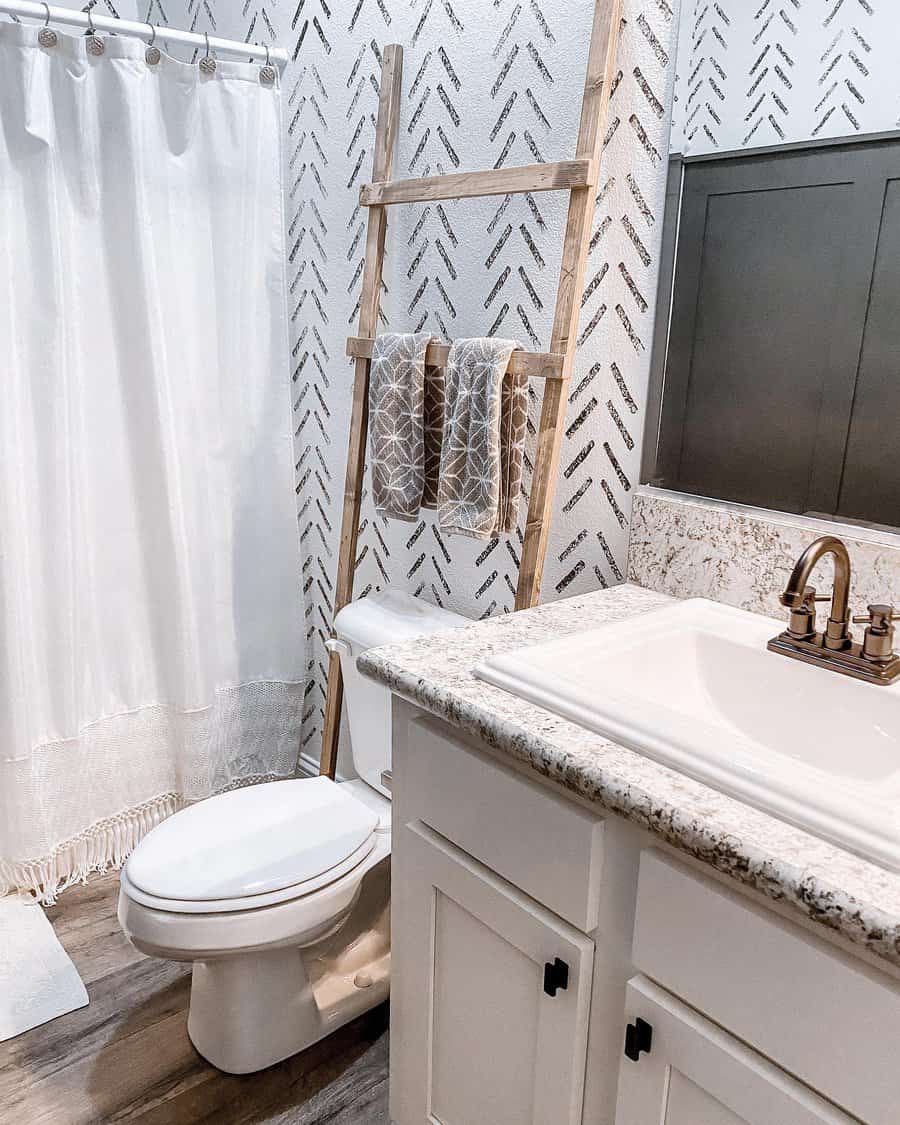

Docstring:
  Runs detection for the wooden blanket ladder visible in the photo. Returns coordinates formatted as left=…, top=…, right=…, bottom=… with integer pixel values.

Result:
left=320, top=0, right=623, bottom=777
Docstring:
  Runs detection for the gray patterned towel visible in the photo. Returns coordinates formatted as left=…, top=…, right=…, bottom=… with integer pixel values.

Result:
left=437, top=338, right=528, bottom=539
left=368, top=332, right=433, bottom=521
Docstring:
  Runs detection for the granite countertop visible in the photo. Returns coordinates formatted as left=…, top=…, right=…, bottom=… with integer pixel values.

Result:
left=359, top=583, right=900, bottom=968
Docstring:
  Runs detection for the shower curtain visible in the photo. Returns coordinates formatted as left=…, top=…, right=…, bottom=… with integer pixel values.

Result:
left=0, top=23, right=305, bottom=901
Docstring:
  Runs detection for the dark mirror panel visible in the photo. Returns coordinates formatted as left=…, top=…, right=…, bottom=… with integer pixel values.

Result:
left=647, top=10, right=900, bottom=534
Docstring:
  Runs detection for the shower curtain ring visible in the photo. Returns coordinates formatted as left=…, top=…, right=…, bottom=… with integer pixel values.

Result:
left=199, top=30, right=216, bottom=75
left=38, top=3, right=58, bottom=47
left=85, top=4, right=105, bottom=56
left=145, top=21, right=161, bottom=65
left=259, top=42, right=276, bottom=86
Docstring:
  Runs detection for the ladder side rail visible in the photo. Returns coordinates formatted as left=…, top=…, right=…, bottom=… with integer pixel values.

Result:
left=320, top=45, right=404, bottom=780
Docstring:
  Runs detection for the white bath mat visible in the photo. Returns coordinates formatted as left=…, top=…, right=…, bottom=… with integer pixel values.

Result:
left=0, top=895, right=89, bottom=1041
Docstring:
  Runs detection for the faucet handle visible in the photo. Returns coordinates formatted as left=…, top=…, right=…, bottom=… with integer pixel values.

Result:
left=785, top=586, right=829, bottom=641
left=852, top=604, right=898, bottom=664
left=852, top=604, right=898, bottom=628
left=780, top=584, right=830, bottom=610
left=793, top=586, right=831, bottom=610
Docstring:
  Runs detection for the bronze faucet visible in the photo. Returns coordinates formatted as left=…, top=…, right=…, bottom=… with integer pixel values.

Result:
left=768, top=535, right=900, bottom=685
left=779, top=535, right=852, bottom=651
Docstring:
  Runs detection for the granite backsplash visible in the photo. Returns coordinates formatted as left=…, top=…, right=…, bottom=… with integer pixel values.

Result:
left=628, top=487, right=900, bottom=619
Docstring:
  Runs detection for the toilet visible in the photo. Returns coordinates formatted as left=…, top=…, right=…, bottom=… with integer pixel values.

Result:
left=117, top=589, right=467, bottom=1074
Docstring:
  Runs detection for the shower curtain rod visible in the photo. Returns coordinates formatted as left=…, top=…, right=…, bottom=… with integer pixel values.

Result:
left=1, top=0, right=289, bottom=69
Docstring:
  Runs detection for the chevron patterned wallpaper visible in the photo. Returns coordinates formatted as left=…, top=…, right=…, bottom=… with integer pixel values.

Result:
left=41, top=0, right=681, bottom=771
left=672, top=0, right=900, bottom=156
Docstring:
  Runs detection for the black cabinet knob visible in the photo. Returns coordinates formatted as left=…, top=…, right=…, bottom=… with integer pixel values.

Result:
left=543, top=958, right=569, bottom=997
left=624, top=1017, right=653, bottom=1061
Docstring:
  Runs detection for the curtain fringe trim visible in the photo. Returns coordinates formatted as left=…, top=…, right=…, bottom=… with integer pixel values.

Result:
left=0, top=793, right=184, bottom=906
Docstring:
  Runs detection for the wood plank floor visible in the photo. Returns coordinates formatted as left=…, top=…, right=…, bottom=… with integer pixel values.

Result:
left=1, top=873, right=390, bottom=1124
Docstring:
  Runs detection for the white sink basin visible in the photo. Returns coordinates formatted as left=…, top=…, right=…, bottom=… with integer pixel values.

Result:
left=475, top=599, right=900, bottom=870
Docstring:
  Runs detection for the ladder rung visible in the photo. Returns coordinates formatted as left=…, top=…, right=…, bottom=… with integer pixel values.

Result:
left=359, top=159, right=597, bottom=207
left=347, top=337, right=567, bottom=380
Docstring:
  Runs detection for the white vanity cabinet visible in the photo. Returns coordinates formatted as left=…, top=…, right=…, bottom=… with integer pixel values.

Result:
left=614, top=977, right=853, bottom=1125
left=390, top=712, right=610, bottom=1125
left=389, top=704, right=900, bottom=1125
left=392, top=821, right=594, bottom=1125
left=630, top=851, right=900, bottom=1125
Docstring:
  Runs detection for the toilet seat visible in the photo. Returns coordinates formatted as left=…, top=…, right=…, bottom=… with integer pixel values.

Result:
left=123, top=776, right=379, bottom=914
left=120, top=834, right=378, bottom=913
left=118, top=830, right=391, bottom=961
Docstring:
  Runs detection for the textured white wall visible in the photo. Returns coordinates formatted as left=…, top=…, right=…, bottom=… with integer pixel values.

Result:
left=672, top=0, right=900, bottom=156
left=16, top=0, right=681, bottom=767
left=275, top=1, right=681, bottom=765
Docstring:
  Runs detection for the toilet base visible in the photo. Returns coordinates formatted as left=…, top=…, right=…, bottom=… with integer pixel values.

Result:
left=188, top=947, right=321, bottom=1073
left=185, top=856, right=391, bottom=1073
left=187, top=942, right=392, bottom=1074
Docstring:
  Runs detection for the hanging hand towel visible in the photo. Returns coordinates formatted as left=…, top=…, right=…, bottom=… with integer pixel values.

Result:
left=421, top=360, right=445, bottom=510
left=368, top=332, right=433, bottom=521
left=437, top=338, right=528, bottom=539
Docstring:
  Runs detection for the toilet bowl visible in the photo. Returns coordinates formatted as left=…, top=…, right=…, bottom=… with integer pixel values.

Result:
left=117, top=588, right=467, bottom=1073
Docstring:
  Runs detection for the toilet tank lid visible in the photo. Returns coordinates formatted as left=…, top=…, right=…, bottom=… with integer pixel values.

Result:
left=334, top=588, right=468, bottom=651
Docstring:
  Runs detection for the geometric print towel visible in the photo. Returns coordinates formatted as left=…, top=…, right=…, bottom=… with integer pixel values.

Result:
left=437, top=338, right=528, bottom=539
left=368, top=332, right=433, bottom=521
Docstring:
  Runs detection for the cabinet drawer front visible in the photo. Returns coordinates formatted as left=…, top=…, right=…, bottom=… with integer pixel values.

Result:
left=404, top=715, right=605, bottom=931
left=616, top=976, right=854, bottom=1125
left=633, top=850, right=900, bottom=1125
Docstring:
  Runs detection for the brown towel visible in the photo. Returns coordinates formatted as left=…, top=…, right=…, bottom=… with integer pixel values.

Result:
left=437, top=338, right=528, bottom=539
left=368, top=332, right=432, bottom=521
left=421, top=362, right=445, bottom=510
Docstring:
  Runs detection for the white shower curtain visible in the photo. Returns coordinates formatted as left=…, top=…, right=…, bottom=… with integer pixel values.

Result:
left=0, top=24, right=305, bottom=901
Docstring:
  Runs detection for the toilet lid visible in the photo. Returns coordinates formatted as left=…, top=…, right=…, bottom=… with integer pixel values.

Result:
left=125, top=777, right=379, bottom=903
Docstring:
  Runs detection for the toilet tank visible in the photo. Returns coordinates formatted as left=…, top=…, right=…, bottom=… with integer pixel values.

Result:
left=331, top=589, right=468, bottom=798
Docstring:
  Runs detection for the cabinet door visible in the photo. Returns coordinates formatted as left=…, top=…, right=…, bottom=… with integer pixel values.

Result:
left=615, top=977, right=855, bottom=1125
left=390, top=821, right=594, bottom=1125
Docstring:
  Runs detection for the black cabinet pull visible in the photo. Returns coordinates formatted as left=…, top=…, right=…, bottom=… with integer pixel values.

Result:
left=543, top=958, right=569, bottom=997
left=624, top=1017, right=653, bottom=1061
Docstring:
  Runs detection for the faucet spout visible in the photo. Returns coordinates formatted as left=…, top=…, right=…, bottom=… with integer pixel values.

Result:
left=779, top=535, right=852, bottom=650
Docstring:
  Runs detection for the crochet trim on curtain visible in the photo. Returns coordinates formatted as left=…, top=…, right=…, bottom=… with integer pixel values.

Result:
left=0, top=794, right=184, bottom=906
